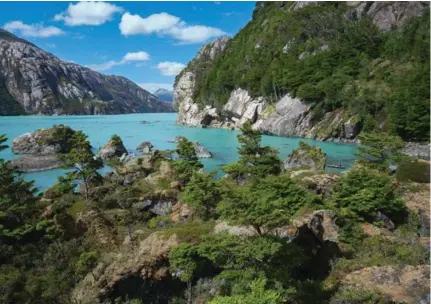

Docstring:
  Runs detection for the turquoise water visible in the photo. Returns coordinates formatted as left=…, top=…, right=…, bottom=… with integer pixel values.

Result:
left=0, top=113, right=357, bottom=190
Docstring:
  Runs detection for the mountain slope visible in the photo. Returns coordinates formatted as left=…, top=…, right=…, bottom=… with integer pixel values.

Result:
left=154, top=88, right=173, bottom=102
left=174, top=1, right=430, bottom=142
left=0, top=30, right=173, bottom=115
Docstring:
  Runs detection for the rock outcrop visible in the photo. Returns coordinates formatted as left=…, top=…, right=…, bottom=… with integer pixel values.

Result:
left=137, top=141, right=153, bottom=154
left=0, top=29, right=173, bottom=115
left=99, top=137, right=127, bottom=160
left=284, top=141, right=327, bottom=172
left=173, top=2, right=427, bottom=143
left=402, top=142, right=431, bottom=160
left=341, top=265, right=430, bottom=304
left=11, top=125, right=76, bottom=172
left=71, top=232, right=180, bottom=304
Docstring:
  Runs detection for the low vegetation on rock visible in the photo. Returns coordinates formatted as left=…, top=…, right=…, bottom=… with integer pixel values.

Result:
left=0, top=123, right=429, bottom=304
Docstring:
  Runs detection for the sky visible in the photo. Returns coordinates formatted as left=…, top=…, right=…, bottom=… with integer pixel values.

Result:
left=0, top=1, right=255, bottom=93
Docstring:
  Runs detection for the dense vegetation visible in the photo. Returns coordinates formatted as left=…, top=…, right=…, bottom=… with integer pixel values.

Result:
left=182, top=2, right=430, bottom=142
left=0, top=123, right=429, bottom=303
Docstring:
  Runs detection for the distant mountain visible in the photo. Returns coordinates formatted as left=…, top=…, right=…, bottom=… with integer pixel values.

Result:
left=153, top=88, right=174, bottom=102
left=0, top=29, right=173, bottom=115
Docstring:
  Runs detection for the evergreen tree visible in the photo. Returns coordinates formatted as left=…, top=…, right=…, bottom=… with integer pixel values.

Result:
left=181, top=170, right=221, bottom=220
left=356, top=132, right=406, bottom=172
left=59, top=131, right=103, bottom=200
left=223, top=122, right=281, bottom=181
left=173, top=137, right=203, bottom=184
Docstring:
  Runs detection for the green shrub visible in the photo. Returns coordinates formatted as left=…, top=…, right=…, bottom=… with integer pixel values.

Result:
left=396, top=160, right=430, bottom=183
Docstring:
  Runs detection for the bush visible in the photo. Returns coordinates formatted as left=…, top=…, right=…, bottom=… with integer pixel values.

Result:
left=396, top=160, right=430, bottom=183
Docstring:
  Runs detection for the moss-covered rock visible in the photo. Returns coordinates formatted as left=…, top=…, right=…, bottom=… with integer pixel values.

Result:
left=284, top=141, right=327, bottom=172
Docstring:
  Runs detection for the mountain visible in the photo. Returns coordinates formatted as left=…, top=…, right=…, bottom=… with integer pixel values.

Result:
left=153, top=88, right=174, bottom=102
left=174, top=1, right=430, bottom=142
left=0, top=29, right=173, bottom=115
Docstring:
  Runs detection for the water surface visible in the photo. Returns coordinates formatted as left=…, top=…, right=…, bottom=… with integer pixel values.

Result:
left=0, top=113, right=357, bottom=190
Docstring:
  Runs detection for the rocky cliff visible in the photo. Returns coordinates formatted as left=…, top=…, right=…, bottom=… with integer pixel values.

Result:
left=0, top=30, right=173, bottom=115
left=174, top=1, right=429, bottom=142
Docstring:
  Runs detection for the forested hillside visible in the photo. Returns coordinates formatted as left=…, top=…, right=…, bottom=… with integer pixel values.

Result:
left=175, top=1, right=430, bottom=142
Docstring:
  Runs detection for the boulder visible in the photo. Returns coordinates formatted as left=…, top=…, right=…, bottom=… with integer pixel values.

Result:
left=134, top=198, right=173, bottom=216
left=291, top=210, right=339, bottom=243
left=171, top=203, right=194, bottom=223
left=98, top=136, right=127, bottom=160
left=193, top=142, right=212, bottom=158
left=301, top=174, right=339, bottom=198
left=136, top=141, right=153, bottom=154
left=284, top=141, right=327, bottom=172
left=342, top=265, right=430, bottom=304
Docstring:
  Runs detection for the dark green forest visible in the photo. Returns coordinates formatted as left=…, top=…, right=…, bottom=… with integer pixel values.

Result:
left=178, top=2, right=430, bottom=142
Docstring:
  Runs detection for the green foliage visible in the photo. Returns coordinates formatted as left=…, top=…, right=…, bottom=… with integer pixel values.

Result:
left=331, top=168, right=406, bottom=222
left=396, top=160, right=430, bottom=183
left=209, top=278, right=284, bottom=304
left=330, top=287, right=387, bottom=304
left=218, top=175, right=317, bottom=235
left=110, top=134, right=123, bottom=146
left=75, top=251, right=99, bottom=279
left=222, top=122, right=281, bottom=180
left=180, top=3, right=429, bottom=141
left=59, top=130, right=103, bottom=200
left=355, top=132, right=405, bottom=172
left=181, top=170, right=221, bottom=220
left=173, top=137, right=203, bottom=184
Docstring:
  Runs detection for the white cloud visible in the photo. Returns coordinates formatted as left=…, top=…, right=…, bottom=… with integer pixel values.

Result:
left=123, top=51, right=150, bottom=61
left=119, top=12, right=226, bottom=44
left=55, top=2, right=123, bottom=26
left=119, top=12, right=180, bottom=35
left=86, top=50, right=150, bottom=71
left=139, top=83, right=173, bottom=93
left=168, top=25, right=225, bottom=44
left=3, top=21, right=65, bottom=38
left=156, top=61, right=186, bottom=76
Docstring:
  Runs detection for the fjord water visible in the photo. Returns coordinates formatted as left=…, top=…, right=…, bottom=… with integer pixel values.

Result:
left=0, top=113, right=357, bottom=190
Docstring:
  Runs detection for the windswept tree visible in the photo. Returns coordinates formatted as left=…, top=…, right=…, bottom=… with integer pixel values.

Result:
left=181, top=170, right=221, bottom=220
left=173, top=137, right=203, bottom=184
left=223, top=122, right=281, bottom=181
left=59, top=131, right=103, bottom=200
left=355, top=132, right=406, bottom=172
left=0, top=135, right=39, bottom=244
left=218, top=175, right=317, bottom=236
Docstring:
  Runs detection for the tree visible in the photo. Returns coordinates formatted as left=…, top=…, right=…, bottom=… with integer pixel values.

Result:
left=218, top=175, right=316, bottom=236
left=209, top=278, right=284, bottom=304
left=355, top=132, right=406, bottom=172
left=173, top=137, right=203, bottom=184
left=331, top=168, right=406, bottom=222
left=0, top=134, right=39, bottom=244
left=59, top=131, right=103, bottom=200
left=222, top=122, right=281, bottom=181
left=75, top=251, right=99, bottom=280
left=181, top=170, right=221, bottom=220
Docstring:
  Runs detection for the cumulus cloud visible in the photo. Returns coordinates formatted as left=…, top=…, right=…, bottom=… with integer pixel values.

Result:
left=86, top=50, right=150, bottom=71
left=123, top=51, right=150, bottom=61
left=156, top=61, right=186, bottom=76
left=55, top=2, right=123, bottom=26
left=119, top=12, right=226, bottom=44
left=3, top=21, right=65, bottom=38
left=139, top=83, right=173, bottom=93
left=119, top=12, right=180, bottom=35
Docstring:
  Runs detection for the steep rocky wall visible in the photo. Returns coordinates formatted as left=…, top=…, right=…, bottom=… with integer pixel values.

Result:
left=0, top=30, right=173, bottom=115
left=173, top=1, right=428, bottom=142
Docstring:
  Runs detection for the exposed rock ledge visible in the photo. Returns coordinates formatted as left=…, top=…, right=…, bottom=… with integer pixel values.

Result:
left=175, top=83, right=360, bottom=142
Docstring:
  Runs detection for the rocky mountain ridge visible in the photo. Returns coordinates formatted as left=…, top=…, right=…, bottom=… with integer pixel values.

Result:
left=0, top=29, right=173, bottom=115
left=153, top=88, right=173, bottom=102
left=173, top=1, right=429, bottom=142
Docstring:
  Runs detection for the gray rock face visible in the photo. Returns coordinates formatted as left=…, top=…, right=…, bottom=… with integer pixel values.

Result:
left=402, top=142, right=430, bottom=160
left=10, top=155, right=62, bottom=173
left=136, top=141, right=153, bottom=154
left=99, top=138, right=128, bottom=160
left=0, top=29, right=173, bottom=115
left=284, top=142, right=327, bottom=172
left=346, top=1, right=429, bottom=31
left=193, top=142, right=212, bottom=158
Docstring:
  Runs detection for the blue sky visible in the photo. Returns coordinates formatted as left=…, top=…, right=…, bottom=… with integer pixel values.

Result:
left=0, top=1, right=255, bottom=92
